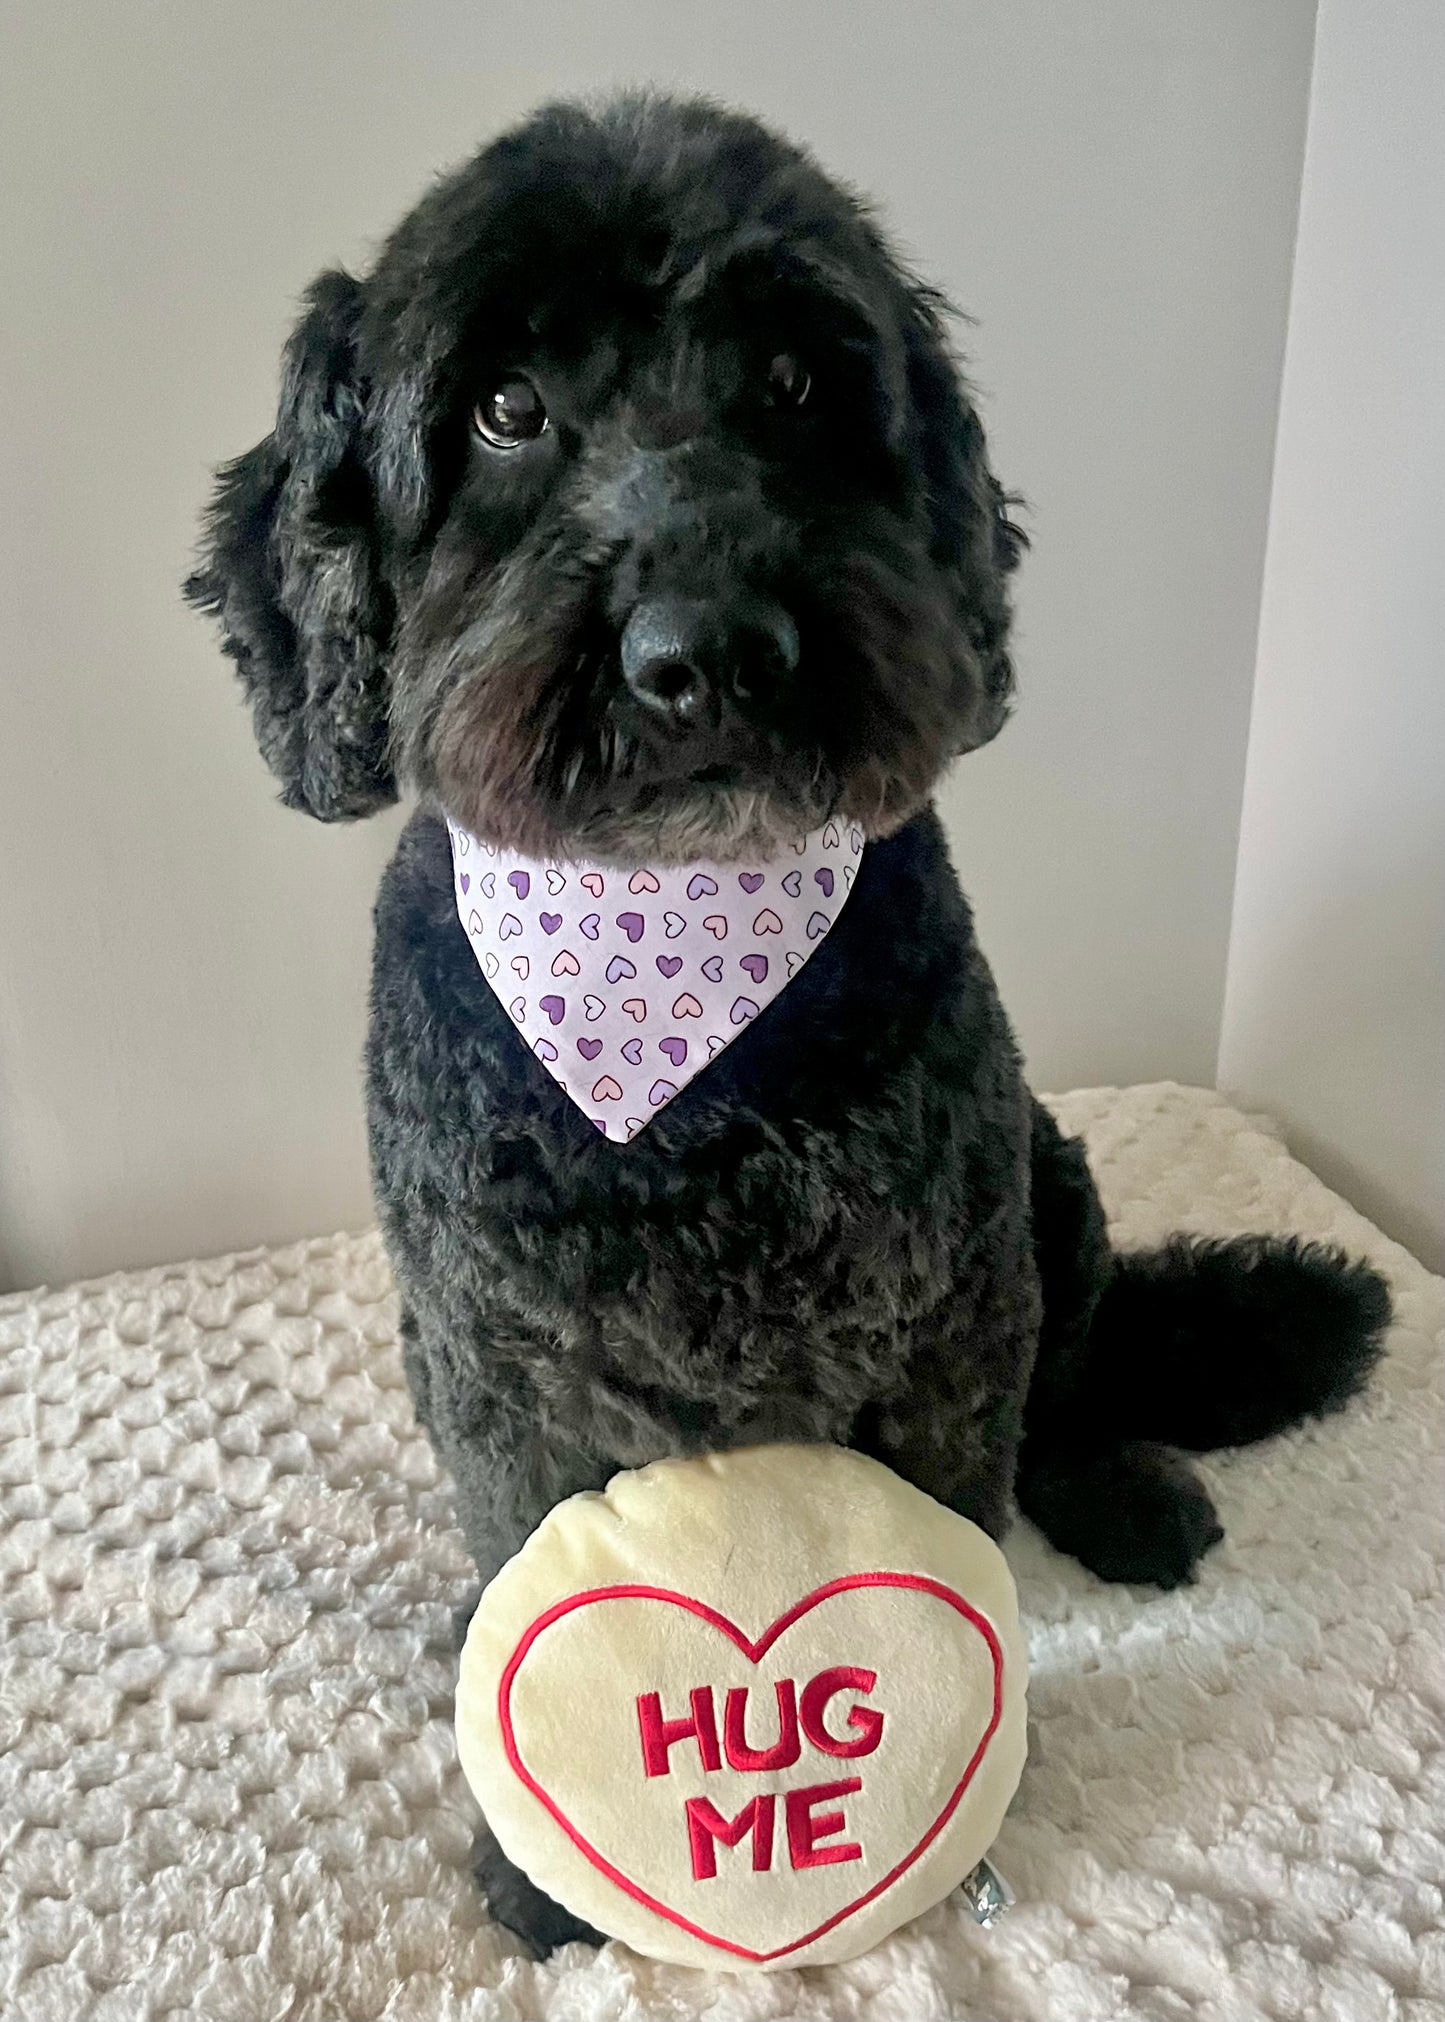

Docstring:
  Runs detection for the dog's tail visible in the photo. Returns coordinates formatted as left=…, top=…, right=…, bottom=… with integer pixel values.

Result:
left=1080, top=1233, right=1392, bottom=1452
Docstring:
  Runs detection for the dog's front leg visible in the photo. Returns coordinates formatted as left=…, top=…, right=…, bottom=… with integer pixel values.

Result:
left=472, top=1821, right=608, bottom=1957
left=444, top=1425, right=598, bottom=1599
left=851, top=1242, right=1041, bottom=1543
left=427, top=1372, right=615, bottom=1955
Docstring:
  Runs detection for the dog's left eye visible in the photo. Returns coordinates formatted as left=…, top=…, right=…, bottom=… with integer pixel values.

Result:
left=473, top=376, right=549, bottom=448
left=767, top=353, right=811, bottom=409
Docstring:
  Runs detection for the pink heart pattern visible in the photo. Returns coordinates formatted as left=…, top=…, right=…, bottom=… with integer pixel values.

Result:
left=446, top=814, right=866, bottom=1140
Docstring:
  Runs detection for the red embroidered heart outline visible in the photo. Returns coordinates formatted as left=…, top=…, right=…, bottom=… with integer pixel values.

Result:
left=497, top=1573, right=1004, bottom=1963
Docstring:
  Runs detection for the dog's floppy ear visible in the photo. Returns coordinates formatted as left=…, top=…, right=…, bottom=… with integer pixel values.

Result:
left=185, top=270, right=398, bottom=820
left=900, top=283, right=1026, bottom=752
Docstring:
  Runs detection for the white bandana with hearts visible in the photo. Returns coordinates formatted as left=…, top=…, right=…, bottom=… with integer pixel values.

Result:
left=447, top=817, right=866, bottom=1141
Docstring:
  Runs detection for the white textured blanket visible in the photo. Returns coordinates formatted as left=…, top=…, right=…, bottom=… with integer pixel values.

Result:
left=0, top=1085, right=1440, bottom=2022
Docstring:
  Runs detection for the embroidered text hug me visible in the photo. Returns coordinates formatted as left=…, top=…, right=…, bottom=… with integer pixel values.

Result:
left=447, top=818, right=866, bottom=1139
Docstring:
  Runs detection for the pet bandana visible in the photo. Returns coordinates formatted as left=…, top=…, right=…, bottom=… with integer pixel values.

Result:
left=447, top=816, right=866, bottom=1141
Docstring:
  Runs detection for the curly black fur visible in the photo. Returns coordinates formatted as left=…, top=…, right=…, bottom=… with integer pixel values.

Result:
left=187, top=94, right=1391, bottom=1955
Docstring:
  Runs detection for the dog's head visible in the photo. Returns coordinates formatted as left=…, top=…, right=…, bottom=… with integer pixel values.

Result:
left=188, top=95, right=1022, bottom=863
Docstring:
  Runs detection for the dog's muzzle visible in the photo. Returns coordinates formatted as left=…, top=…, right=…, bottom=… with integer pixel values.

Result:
left=620, top=594, right=800, bottom=731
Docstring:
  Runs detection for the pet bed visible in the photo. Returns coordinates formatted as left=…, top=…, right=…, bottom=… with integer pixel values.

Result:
left=1, top=1083, right=1440, bottom=2021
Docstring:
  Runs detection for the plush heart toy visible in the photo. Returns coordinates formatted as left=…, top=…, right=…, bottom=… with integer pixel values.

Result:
left=455, top=1444, right=1027, bottom=1968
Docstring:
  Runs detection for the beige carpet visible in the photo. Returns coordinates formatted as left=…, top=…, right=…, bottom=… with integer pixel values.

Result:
left=1, top=1083, right=1440, bottom=2021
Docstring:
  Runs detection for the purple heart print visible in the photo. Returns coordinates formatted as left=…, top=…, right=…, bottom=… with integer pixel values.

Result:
left=446, top=817, right=865, bottom=1140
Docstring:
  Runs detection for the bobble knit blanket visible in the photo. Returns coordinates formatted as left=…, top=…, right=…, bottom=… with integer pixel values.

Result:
left=0, top=1084, right=1440, bottom=2022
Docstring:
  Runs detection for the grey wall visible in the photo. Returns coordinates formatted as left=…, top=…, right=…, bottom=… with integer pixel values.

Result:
left=1218, top=0, right=1445, bottom=1272
left=0, top=1, right=1318, bottom=1291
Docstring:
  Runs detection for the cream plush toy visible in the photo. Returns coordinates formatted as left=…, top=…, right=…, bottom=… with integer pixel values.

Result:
left=455, top=1444, right=1027, bottom=1968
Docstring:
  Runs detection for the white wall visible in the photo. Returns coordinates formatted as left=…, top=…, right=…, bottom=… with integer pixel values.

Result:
left=1218, top=0, right=1445, bottom=1272
left=0, top=0, right=1317, bottom=1291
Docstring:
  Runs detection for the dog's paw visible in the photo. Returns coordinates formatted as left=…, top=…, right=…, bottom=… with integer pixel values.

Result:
left=452, top=1586, right=482, bottom=1653
left=1018, top=1439, right=1225, bottom=1590
left=473, top=1824, right=608, bottom=1957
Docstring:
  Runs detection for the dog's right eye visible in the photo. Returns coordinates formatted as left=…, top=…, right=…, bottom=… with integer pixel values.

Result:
left=473, top=376, right=549, bottom=449
left=766, top=353, right=811, bottom=409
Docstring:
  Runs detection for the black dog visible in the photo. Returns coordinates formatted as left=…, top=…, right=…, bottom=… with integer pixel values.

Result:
left=188, top=94, right=1390, bottom=1954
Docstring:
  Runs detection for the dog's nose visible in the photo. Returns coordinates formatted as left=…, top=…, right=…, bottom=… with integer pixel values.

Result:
left=620, top=596, right=799, bottom=726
